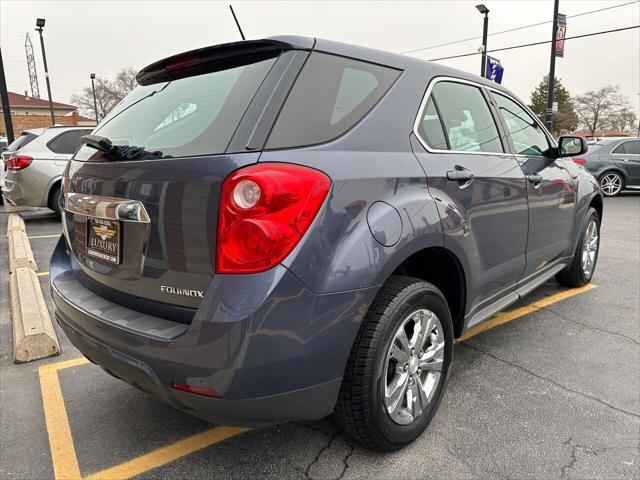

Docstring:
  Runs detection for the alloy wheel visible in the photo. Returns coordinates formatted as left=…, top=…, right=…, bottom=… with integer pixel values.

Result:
left=581, top=219, right=599, bottom=277
left=600, top=173, right=622, bottom=196
left=384, top=309, right=445, bottom=425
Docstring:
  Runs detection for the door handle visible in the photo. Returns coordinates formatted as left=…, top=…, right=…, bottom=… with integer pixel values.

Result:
left=527, top=174, right=543, bottom=188
left=446, top=169, right=474, bottom=181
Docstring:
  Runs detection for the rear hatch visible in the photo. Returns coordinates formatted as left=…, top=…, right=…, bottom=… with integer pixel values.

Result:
left=62, top=40, right=311, bottom=323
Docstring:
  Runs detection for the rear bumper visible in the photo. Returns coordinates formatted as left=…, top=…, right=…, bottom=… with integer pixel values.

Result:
left=50, top=237, right=377, bottom=426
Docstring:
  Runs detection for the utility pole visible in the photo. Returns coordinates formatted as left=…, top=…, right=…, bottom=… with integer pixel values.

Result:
left=0, top=46, right=15, bottom=143
left=229, top=5, right=245, bottom=40
left=476, top=4, right=490, bottom=78
left=545, top=0, right=560, bottom=132
left=35, top=18, right=55, bottom=126
left=90, top=73, right=98, bottom=124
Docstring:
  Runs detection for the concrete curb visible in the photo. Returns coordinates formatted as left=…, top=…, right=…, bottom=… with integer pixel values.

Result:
left=7, top=213, right=26, bottom=236
left=8, top=229, right=38, bottom=272
left=7, top=214, right=60, bottom=363
left=10, top=268, right=60, bottom=363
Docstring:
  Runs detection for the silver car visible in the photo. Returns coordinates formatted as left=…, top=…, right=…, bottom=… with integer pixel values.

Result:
left=581, top=137, right=640, bottom=196
left=2, top=126, right=93, bottom=212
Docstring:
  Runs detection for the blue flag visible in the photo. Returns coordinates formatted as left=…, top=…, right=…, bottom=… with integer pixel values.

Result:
left=485, top=56, right=504, bottom=84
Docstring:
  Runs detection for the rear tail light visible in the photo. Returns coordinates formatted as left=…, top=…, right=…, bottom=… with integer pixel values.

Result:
left=572, top=157, right=586, bottom=166
left=171, top=381, right=220, bottom=398
left=217, top=163, right=331, bottom=274
left=6, top=155, right=33, bottom=171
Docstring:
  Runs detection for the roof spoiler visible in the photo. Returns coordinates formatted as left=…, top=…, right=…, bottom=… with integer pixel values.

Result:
left=136, top=37, right=314, bottom=86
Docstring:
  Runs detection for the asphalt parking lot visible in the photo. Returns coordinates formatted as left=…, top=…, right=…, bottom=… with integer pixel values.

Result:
left=0, top=194, right=638, bottom=480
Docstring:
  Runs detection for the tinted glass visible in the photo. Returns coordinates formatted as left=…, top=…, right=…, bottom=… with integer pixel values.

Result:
left=430, top=81, right=503, bottom=153
left=625, top=140, right=640, bottom=155
left=7, top=132, right=39, bottom=151
left=48, top=130, right=92, bottom=154
left=492, top=93, right=550, bottom=156
left=74, top=56, right=277, bottom=160
left=614, top=140, right=639, bottom=155
left=266, top=52, right=399, bottom=149
left=417, top=97, right=448, bottom=150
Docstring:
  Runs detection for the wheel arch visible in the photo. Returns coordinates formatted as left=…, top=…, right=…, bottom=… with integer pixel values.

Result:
left=390, top=246, right=467, bottom=338
left=46, top=176, right=63, bottom=209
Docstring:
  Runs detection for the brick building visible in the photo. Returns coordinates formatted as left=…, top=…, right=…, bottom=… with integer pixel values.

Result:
left=0, top=91, right=78, bottom=138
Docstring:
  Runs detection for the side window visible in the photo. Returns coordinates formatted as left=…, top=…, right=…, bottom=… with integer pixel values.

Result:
left=48, top=130, right=92, bottom=154
left=416, top=97, right=449, bottom=150
left=625, top=140, right=640, bottom=155
left=423, top=81, right=504, bottom=153
left=613, top=141, right=639, bottom=155
left=491, top=93, right=550, bottom=156
left=266, top=52, right=400, bottom=149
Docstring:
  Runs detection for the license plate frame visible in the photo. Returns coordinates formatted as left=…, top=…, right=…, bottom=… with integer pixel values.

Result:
left=86, top=217, right=121, bottom=265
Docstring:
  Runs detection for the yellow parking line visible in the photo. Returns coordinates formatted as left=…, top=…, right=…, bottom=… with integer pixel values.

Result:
left=28, top=234, right=61, bottom=239
left=84, top=426, right=249, bottom=480
left=39, top=362, right=85, bottom=480
left=36, top=271, right=50, bottom=277
left=456, top=284, right=597, bottom=343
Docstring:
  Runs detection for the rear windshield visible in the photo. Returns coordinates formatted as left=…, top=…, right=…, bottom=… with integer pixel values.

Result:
left=74, top=55, right=278, bottom=160
left=7, top=132, right=39, bottom=151
left=266, top=52, right=400, bottom=149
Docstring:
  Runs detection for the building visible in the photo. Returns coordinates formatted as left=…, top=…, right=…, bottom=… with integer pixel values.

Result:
left=0, top=91, right=78, bottom=137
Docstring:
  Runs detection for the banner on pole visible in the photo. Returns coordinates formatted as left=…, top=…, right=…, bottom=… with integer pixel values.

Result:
left=556, top=13, right=567, bottom=57
left=485, top=56, right=504, bottom=84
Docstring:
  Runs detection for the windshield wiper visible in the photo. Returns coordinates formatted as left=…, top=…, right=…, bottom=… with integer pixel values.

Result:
left=80, top=134, right=163, bottom=161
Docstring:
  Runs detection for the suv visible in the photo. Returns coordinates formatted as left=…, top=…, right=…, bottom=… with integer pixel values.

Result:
left=580, top=137, right=640, bottom=196
left=2, top=126, right=93, bottom=212
left=51, top=37, right=601, bottom=450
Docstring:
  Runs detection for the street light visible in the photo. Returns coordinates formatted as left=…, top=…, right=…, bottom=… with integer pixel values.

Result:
left=35, top=18, right=55, bottom=125
left=476, top=4, right=489, bottom=78
left=90, top=73, right=98, bottom=124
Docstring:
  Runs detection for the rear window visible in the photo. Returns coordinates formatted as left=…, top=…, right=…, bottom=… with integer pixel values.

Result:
left=7, top=132, right=39, bottom=151
left=74, top=55, right=278, bottom=160
left=266, top=52, right=400, bottom=149
left=613, top=140, right=640, bottom=155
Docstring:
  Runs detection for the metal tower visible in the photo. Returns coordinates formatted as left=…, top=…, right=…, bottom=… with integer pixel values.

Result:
left=25, top=33, right=40, bottom=98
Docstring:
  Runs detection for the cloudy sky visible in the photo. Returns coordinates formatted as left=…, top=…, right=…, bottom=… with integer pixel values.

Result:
left=1, top=0, right=639, bottom=113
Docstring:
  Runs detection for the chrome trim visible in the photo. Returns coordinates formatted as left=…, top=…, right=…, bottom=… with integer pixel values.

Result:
left=413, top=75, right=556, bottom=157
left=65, top=192, right=151, bottom=223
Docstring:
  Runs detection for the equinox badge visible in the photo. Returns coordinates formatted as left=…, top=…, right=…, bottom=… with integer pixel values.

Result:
left=161, top=285, right=204, bottom=298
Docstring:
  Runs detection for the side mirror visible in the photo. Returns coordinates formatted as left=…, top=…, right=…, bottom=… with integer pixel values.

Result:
left=557, top=136, right=588, bottom=157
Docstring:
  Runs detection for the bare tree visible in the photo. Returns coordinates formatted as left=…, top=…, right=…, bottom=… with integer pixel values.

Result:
left=573, top=85, right=625, bottom=135
left=71, top=68, right=137, bottom=121
left=608, top=106, right=637, bottom=132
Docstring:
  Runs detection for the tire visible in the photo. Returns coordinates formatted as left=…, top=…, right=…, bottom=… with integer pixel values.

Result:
left=335, top=276, right=454, bottom=451
left=556, top=207, right=601, bottom=287
left=48, top=184, right=62, bottom=215
left=599, top=171, right=624, bottom=197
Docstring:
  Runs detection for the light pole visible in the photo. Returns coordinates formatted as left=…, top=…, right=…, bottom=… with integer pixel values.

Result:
left=90, top=73, right=98, bottom=124
left=476, top=4, right=489, bottom=78
left=35, top=18, right=55, bottom=126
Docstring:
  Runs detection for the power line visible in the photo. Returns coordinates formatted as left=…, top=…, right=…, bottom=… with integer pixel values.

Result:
left=401, top=0, right=640, bottom=54
left=427, top=24, right=640, bottom=62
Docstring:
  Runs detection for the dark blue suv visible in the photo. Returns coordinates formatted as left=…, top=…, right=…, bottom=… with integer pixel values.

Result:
left=51, top=36, right=602, bottom=450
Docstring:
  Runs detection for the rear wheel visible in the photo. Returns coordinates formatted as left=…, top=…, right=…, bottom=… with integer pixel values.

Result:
left=48, top=184, right=62, bottom=215
left=335, top=276, right=453, bottom=451
left=556, top=207, right=600, bottom=287
left=599, top=171, right=624, bottom=197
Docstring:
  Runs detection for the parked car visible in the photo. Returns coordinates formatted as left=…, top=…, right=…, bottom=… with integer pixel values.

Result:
left=50, top=36, right=601, bottom=451
left=1, top=126, right=93, bottom=212
left=577, top=137, right=639, bottom=196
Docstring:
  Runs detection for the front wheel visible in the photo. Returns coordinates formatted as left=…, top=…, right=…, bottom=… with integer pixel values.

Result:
left=599, top=171, right=624, bottom=197
left=335, top=276, right=453, bottom=451
left=556, top=207, right=601, bottom=287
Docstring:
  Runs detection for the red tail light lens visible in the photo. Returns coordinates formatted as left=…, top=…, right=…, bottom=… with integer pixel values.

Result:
left=6, top=155, right=33, bottom=171
left=572, top=157, right=586, bottom=166
left=217, top=163, right=331, bottom=274
left=171, top=381, right=220, bottom=398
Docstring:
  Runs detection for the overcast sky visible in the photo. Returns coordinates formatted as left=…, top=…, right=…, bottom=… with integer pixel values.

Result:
left=1, top=0, right=639, bottom=114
